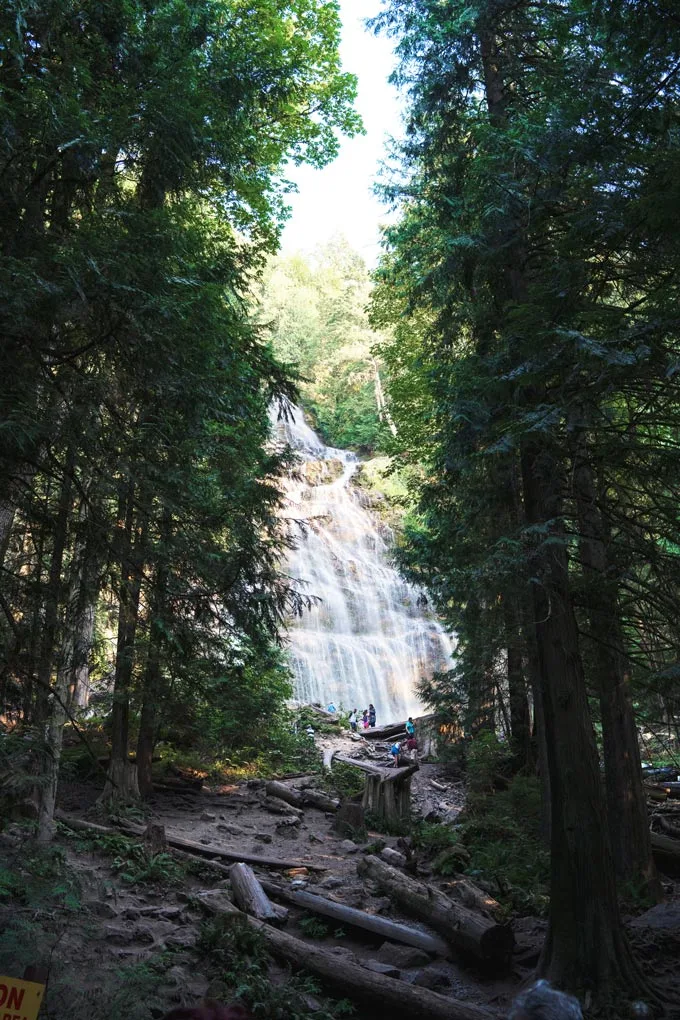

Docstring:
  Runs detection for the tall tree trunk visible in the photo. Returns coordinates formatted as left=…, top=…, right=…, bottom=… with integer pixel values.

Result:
left=34, top=453, right=74, bottom=725
left=503, top=598, right=531, bottom=768
left=521, top=441, right=649, bottom=998
left=478, top=23, right=651, bottom=999
left=573, top=441, right=660, bottom=900
left=99, top=484, right=144, bottom=805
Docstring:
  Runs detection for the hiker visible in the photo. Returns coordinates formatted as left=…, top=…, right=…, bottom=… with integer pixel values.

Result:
left=406, top=734, right=418, bottom=763
left=405, top=716, right=415, bottom=737
left=327, top=701, right=336, bottom=713
left=362, top=709, right=369, bottom=729
left=348, top=708, right=358, bottom=732
left=368, top=703, right=376, bottom=727
left=389, top=740, right=401, bottom=766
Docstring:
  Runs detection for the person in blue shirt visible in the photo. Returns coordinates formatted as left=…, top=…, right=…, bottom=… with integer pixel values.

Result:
left=389, top=741, right=401, bottom=766
left=327, top=702, right=336, bottom=713
left=405, top=717, right=415, bottom=737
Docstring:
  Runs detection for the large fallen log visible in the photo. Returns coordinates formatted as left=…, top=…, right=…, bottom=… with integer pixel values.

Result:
left=260, top=880, right=450, bottom=957
left=363, top=721, right=409, bottom=741
left=229, top=863, right=284, bottom=923
left=442, top=878, right=504, bottom=921
left=300, top=789, right=339, bottom=812
left=55, top=811, right=325, bottom=871
left=197, top=891, right=494, bottom=1020
left=265, top=781, right=304, bottom=808
left=357, top=855, right=513, bottom=964
left=650, top=828, right=680, bottom=875
left=263, top=796, right=303, bottom=818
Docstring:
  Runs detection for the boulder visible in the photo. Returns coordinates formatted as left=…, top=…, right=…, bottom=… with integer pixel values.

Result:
left=340, top=839, right=359, bottom=854
left=376, top=942, right=431, bottom=969
left=362, top=960, right=401, bottom=979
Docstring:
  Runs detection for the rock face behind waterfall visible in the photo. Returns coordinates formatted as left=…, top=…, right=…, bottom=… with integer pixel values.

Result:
left=273, top=407, right=453, bottom=721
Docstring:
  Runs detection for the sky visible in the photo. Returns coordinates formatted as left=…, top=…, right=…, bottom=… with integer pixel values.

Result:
left=279, top=0, right=403, bottom=267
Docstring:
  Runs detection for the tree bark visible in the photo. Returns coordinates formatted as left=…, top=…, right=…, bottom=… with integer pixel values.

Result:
left=260, top=879, right=451, bottom=956
left=100, top=482, right=144, bottom=804
left=229, top=863, right=282, bottom=922
left=520, top=440, right=650, bottom=997
left=357, top=855, right=513, bottom=964
left=573, top=440, right=660, bottom=899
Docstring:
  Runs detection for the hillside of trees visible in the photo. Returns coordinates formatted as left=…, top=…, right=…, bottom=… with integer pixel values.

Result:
left=255, top=238, right=388, bottom=453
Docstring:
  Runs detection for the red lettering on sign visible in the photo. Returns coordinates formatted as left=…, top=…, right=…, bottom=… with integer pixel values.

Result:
left=6, top=990, right=23, bottom=1011
left=2, top=1010, right=11, bottom=1020
left=0, top=985, right=7, bottom=1007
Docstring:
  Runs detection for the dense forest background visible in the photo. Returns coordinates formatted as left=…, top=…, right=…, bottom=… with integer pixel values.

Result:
left=2, top=0, right=680, bottom=1017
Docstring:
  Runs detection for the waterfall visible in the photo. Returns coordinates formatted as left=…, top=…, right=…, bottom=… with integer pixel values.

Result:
left=273, top=406, right=454, bottom=723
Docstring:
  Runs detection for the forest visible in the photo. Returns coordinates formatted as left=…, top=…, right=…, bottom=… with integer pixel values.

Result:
left=1, top=1, right=680, bottom=1019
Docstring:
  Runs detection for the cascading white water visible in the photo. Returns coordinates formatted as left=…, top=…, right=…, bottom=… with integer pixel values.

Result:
left=273, top=406, right=454, bottom=723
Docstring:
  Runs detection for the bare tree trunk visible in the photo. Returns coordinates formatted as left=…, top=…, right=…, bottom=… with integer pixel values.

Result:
left=99, top=484, right=144, bottom=805
left=573, top=440, right=660, bottom=899
left=521, top=441, right=649, bottom=998
left=504, top=598, right=531, bottom=768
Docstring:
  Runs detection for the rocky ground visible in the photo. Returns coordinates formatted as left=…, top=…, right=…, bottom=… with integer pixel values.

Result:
left=2, top=726, right=678, bottom=1019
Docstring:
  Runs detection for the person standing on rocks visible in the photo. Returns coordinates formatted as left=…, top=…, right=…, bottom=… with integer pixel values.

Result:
left=362, top=709, right=369, bottom=729
left=348, top=708, right=358, bottom=732
left=405, top=716, right=415, bottom=738
left=368, top=703, right=376, bottom=727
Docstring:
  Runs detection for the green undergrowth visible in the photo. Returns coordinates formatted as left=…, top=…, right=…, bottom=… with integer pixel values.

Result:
left=198, top=915, right=355, bottom=1020
left=414, top=773, right=549, bottom=917
left=59, top=824, right=185, bottom=887
left=322, top=761, right=365, bottom=801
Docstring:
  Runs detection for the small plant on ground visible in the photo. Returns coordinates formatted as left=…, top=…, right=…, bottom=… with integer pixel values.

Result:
left=198, top=916, right=355, bottom=1020
left=298, top=914, right=331, bottom=939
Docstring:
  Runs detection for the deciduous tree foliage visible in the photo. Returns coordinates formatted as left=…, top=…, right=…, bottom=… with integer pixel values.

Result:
left=373, top=0, right=680, bottom=1006
left=0, top=0, right=360, bottom=827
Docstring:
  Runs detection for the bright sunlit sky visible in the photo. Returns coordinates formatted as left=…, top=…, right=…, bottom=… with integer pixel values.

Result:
left=279, top=0, right=404, bottom=267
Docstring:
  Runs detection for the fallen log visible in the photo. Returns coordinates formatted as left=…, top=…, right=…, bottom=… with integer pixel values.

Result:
left=55, top=811, right=325, bottom=871
left=301, top=789, right=339, bottom=812
left=229, top=863, right=285, bottom=923
left=357, top=855, right=513, bottom=964
left=266, top=781, right=303, bottom=808
left=441, top=878, right=504, bottom=920
left=197, top=892, right=494, bottom=1020
left=260, top=880, right=450, bottom=957
left=650, top=829, right=680, bottom=877
left=263, top=796, right=303, bottom=818
left=363, top=721, right=409, bottom=741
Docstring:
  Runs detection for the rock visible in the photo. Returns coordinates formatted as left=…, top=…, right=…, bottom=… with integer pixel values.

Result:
left=163, top=929, right=197, bottom=950
left=199, top=838, right=211, bottom=845
left=217, top=822, right=244, bottom=835
left=308, top=833, right=324, bottom=844
left=290, top=880, right=308, bottom=890
left=630, top=902, right=680, bottom=930
left=340, top=839, right=359, bottom=854
left=123, top=907, right=141, bottom=921
left=413, top=968, right=451, bottom=990
left=362, top=960, right=401, bottom=979
left=139, top=906, right=184, bottom=922
left=376, top=943, right=431, bottom=969
left=254, top=833, right=273, bottom=844
left=103, top=924, right=154, bottom=946
left=247, top=779, right=265, bottom=789
left=200, top=811, right=216, bottom=822
left=320, top=876, right=344, bottom=890
left=370, top=896, right=392, bottom=915
left=90, top=900, right=119, bottom=919
left=276, top=816, right=301, bottom=828
left=380, top=847, right=407, bottom=867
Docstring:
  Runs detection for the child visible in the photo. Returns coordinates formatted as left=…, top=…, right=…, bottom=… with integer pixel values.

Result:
left=362, top=709, right=370, bottom=729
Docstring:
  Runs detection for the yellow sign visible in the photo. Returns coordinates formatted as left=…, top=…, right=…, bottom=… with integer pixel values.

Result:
left=0, top=977, right=45, bottom=1020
